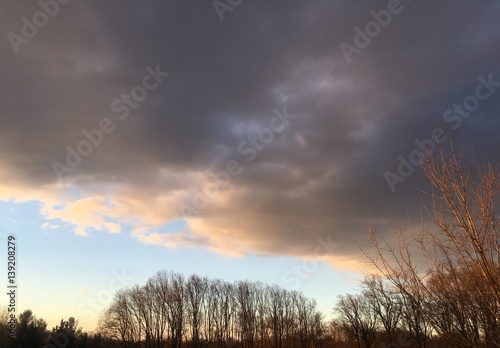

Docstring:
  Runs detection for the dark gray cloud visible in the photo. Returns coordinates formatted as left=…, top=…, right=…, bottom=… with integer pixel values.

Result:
left=1, top=0, right=499, bottom=266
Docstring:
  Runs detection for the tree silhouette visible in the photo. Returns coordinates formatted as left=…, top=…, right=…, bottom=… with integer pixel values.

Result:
left=12, top=310, right=48, bottom=348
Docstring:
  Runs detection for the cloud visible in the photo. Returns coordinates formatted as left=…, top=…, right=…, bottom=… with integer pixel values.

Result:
left=41, top=222, right=60, bottom=230
left=0, top=0, right=499, bottom=270
left=74, top=226, right=89, bottom=237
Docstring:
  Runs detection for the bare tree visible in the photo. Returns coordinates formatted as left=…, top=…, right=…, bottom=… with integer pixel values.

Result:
left=268, top=285, right=285, bottom=348
left=294, top=291, right=317, bottom=348
left=148, top=272, right=171, bottom=348
left=166, top=272, right=185, bottom=348
left=361, top=275, right=402, bottom=340
left=235, top=280, right=257, bottom=348
left=367, top=148, right=500, bottom=347
left=334, top=293, right=378, bottom=348
left=98, top=289, right=140, bottom=348
left=0, top=306, right=13, bottom=348
left=254, top=282, right=269, bottom=348
left=328, top=319, right=350, bottom=347
left=185, top=274, right=208, bottom=347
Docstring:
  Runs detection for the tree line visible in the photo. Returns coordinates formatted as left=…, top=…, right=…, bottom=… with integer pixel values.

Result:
left=0, top=309, right=110, bottom=348
left=98, top=271, right=326, bottom=348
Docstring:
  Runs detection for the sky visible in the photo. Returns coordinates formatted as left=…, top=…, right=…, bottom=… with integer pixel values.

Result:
left=1, top=0, right=500, bottom=331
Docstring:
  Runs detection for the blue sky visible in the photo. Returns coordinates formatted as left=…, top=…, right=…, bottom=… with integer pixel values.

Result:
left=0, top=200, right=359, bottom=330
